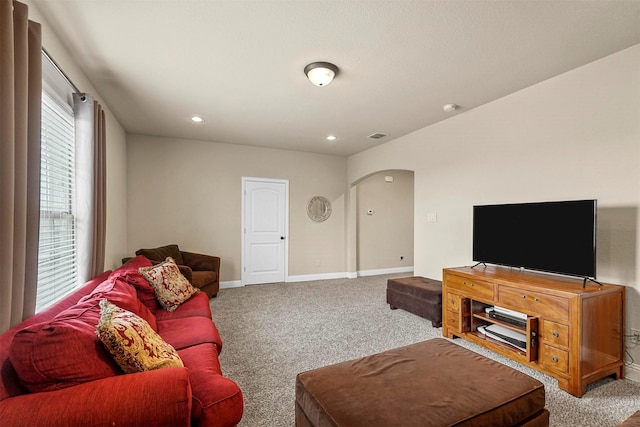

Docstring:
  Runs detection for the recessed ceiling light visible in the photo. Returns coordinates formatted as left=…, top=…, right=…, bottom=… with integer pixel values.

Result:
left=326, top=135, right=337, bottom=141
left=443, top=104, right=458, bottom=112
left=191, top=116, right=205, bottom=123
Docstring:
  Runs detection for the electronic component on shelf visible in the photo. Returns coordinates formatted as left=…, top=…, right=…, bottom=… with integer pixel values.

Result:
left=488, top=310, right=527, bottom=328
left=480, top=324, right=527, bottom=350
left=493, top=305, right=527, bottom=320
left=484, top=305, right=527, bottom=328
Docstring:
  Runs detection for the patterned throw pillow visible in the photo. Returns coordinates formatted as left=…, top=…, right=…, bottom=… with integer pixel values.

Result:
left=96, top=299, right=184, bottom=373
left=139, top=257, right=199, bottom=312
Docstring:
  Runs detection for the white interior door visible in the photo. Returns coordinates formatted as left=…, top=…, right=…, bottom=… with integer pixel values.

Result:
left=242, top=178, right=288, bottom=285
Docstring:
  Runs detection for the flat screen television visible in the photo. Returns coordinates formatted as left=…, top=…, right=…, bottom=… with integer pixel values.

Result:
left=472, top=199, right=597, bottom=279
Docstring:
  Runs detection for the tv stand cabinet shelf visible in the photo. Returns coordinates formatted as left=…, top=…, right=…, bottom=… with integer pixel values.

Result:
left=442, top=266, right=625, bottom=397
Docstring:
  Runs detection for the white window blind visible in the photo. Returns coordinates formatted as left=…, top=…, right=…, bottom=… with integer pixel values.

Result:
left=36, top=90, right=77, bottom=312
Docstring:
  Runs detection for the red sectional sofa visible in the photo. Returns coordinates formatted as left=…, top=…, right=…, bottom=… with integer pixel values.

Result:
left=0, top=256, right=243, bottom=427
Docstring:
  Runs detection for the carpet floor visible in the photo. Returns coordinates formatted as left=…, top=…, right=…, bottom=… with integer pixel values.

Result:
left=210, top=273, right=640, bottom=427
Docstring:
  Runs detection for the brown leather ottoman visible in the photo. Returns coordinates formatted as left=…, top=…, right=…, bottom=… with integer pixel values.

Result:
left=295, top=338, right=549, bottom=427
left=387, top=276, right=442, bottom=327
left=618, top=411, right=640, bottom=426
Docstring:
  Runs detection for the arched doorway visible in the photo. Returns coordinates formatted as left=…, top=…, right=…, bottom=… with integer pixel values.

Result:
left=352, top=170, right=415, bottom=276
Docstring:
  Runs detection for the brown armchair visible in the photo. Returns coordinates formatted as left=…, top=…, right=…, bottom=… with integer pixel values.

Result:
left=133, top=244, right=220, bottom=298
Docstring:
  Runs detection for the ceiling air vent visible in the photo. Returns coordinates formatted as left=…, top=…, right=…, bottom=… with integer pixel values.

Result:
left=368, top=132, right=387, bottom=139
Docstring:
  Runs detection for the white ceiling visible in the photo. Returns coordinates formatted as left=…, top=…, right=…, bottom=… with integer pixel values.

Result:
left=32, top=0, right=640, bottom=157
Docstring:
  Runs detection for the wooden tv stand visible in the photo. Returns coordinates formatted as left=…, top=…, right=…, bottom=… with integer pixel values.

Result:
left=442, top=265, right=625, bottom=397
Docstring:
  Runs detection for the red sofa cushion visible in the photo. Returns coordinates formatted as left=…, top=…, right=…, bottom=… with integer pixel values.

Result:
left=8, top=276, right=154, bottom=393
left=109, top=255, right=159, bottom=313
left=79, top=275, right=158, bottom=331
left=158, top=316, right=223, bottom=353
left=9, top=297, right=122, bottom=393
left=0, top=271, right=111, bottom=401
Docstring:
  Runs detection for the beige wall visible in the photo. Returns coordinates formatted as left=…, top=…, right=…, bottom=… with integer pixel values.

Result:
left=347, top=45, right=640, bottom=369
left=126, top=135, right=346, bottom=282
left=26, top=1, right=129, bottom=271
left=356, top=171, right=414, bottom=272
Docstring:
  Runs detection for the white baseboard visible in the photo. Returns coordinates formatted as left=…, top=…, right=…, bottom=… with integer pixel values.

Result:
left=220, top=280, right=243, bottom=289
left=220, top=273, right=369, bottom=287
left=222, top=267, right=414, bottom=288
left=357, top=266, right=414, bottom=277
left=286, top=272, right=349, bottom=282
left=289, top=267, right=415, bottom=281
left=625, top=362, right=640, bottom=383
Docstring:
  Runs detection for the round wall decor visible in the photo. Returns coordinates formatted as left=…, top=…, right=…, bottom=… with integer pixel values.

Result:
left=307, top=196, right=332, bottom=222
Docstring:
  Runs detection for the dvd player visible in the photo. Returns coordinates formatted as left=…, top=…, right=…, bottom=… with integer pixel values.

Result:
left=479, top=324, right=527, bottom=350
left=493, top=305, right=527, bottom=320
left=488, top=310, right=526, bottom=328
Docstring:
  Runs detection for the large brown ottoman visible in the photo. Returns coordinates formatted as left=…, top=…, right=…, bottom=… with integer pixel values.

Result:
left=387, top=276, right=442, bottom=327
left=618, top=411, right=640, bottom=426
left=295, top=338, right=549, bottom=427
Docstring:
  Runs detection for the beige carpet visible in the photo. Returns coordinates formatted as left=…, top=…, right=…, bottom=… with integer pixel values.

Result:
left=211, top=273, right=640, bottom=427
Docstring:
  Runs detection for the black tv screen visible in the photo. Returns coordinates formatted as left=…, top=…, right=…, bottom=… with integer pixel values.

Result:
left=473, top=200, right=597, bottom=278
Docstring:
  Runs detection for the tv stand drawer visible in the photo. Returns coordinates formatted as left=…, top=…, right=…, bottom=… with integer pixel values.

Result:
left=498, top=286, right=569, bottom=321
left=542, top=320, right=569, bottom=348
left=540, top=344, right=569, bottom=375
left=446, top=293, right=470, bottom=313
left=446, top=309, right=469, bottom=333
left=446, top=275, right=494, bottom=301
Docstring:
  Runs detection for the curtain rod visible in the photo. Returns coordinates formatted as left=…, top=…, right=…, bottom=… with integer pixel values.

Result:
left=42, top=47, right=86, bottom=102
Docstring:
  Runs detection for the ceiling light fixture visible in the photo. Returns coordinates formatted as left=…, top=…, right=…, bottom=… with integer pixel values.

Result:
left=326, top=135, right=337, bottom=141
left=191, top=116, right=205, bottom=123
left=304, top=62, right=338, bottom=87
left=443, top=104, right=458, bottom=112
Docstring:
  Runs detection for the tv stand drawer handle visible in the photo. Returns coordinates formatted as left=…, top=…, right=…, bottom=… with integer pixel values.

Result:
left=553, top=330, right=560, bottom=338
left=552, top=355, right=559, bottom=363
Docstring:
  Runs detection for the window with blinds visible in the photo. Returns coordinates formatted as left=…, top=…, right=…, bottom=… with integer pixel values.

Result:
left=36, top=89, right=77, bottom=312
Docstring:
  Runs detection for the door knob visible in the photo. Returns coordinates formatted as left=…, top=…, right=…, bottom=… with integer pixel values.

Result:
left=280, top=236, right=286, bottom=240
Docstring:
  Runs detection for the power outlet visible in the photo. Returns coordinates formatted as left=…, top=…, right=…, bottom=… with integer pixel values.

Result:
left=631, top=328, right=640, bottom=344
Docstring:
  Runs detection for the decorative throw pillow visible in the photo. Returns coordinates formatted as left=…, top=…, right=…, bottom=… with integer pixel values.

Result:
left=96, top=299, right=183, bottom=373
left=139, top=257, right=199, bottom=312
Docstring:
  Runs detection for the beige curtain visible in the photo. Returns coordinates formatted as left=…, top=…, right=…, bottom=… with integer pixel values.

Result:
left=75, top=93, right=107, bottom=283
left=91, top=101, right=106, bottom=279
left=0, top=0, right=42, bottom=333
